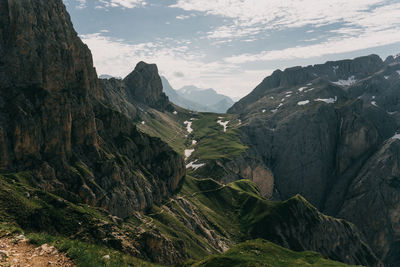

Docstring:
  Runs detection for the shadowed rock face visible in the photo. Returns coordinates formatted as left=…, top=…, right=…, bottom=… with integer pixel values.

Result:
left=0, top=0, right=184, bottom=218
left=229, top=54, right=400, bottom=265
left=241, top=195, right=382, bottom=267
left=0, top=0, right=100, bottom=168
left=99, top=62, right=174, bottom=120
left=124, top=62, right=172, bottom=111
left=338, top=139, right=400, bottom=267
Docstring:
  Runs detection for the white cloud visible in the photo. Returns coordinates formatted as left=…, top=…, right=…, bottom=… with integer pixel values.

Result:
left=171, top=0, right=387, bottom=29
left=225, top=28, right=400, bottom=64
left=98, top=0, right=146, bottom=9
left=80, top=33, right=270, bottom=97
left=171, top=0, right=400, bottom=43
left=207, top=25, right=262, bottom=39
left=176, top=15, right=190, bottom=20
left=76, top=0, right=87, bottom=9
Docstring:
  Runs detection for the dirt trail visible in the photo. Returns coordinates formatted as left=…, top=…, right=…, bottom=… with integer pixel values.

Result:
left=0, top=234, right=75, bottom=267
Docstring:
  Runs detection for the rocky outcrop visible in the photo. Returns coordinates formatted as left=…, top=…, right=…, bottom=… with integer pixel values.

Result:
left=0, top=0, right=184, bottom=218
left=99, top=63, right=176, bottom=119
left=123, top=62, right=172, bottom=111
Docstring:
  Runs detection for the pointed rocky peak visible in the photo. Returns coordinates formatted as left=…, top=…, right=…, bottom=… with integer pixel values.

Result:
left=384, top=53, right=400, bottom=65
left=123, top=61, right=171, bottom=111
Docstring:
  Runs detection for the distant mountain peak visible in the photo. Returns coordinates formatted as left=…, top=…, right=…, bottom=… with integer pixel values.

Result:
left=99, top=74, right=122, bottom=80
left=179, top=85, right=217, bottom=94
left=161, top=77, right=234, bottom=113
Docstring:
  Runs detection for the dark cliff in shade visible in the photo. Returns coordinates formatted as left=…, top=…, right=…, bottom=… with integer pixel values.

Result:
left=99, top=62, right=174, bottom=120
left=0, top=0, right=184, bottom=218
left=228, top=54, right=400, bottom=266
left=123, top=61, right=172, bottom=111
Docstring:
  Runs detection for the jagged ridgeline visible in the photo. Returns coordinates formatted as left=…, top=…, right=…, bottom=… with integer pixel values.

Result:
left=0, top=0, right=395, bottom=267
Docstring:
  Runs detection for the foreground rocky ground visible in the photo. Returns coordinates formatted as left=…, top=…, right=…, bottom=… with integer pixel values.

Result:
left=0, top=234, right=74, bottom=267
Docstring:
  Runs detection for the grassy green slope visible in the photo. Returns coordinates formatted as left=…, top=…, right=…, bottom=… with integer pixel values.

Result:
left=137, top=109, right=247, bottom=162
left=137, top=107, right=191, bottom=156
left=191, top=113, right=246, bottom=161
left=0, top=171, right=357, bottom=267
left=187, top=239, right=360, bottom=267
left=137, top=109, right=248, bottom=180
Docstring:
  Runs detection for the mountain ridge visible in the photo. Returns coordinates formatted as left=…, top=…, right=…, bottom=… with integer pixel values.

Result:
left=161, top=76, right=234, bottom=113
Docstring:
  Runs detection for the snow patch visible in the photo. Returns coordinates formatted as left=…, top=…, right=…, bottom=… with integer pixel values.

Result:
left=184, top=149, right=195, bottom=159
left=372, top=96, right=376, bottom=99
left=270, top=96, right=274, bottom=99
left=305, top=88, right=315, bottom=93
left=184, top=121, right=193, bottom=133
left=333, top=66, right=339, bottom=73
left=371, top=101, right=378, bottom=107
left=297, top=100, right=310, bottom=106
left=397, top=70, right=400, bottom=76
left=384, top=76, right=390, bottom=80
left=217, top=120, right=230, bottom=132
left=262, top=109, right=266, bottom=113
left=173, top=111, right=178, bottom=115
left=307, top=83, right=313, bottom=86
left=271, top=103, right=284, bottom=113
left=314, top=96, right=337, bottom=104
left=186, top=160, right=206, bottom=170
left=392, top=133, right=400, bottom=140
left=192, top=140, right=197, bottom=145
left=285, top=94, right=292, bottom=98
left=141, top=121, right=146, bottom=125
left=388, top=111, right=398, bottom=115
left=298, top=87, right=307, bottom=92
left=333, top=76, right=357, bottom=86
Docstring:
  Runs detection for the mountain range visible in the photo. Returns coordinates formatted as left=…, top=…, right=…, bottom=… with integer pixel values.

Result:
left=0, top=0, right=399, bottom=266
left=161, top=76, right=235, bottom=113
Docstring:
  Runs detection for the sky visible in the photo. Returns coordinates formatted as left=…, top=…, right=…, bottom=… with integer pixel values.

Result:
left=63, top=0, right=400, bottom=98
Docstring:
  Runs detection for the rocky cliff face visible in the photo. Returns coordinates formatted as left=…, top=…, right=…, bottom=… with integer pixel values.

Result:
left=241, top=195, right=382, bottom=266
left=100, top=62, right=174, bottom=120
left=338, top=138, right=400, bottom=267
left=123, top=62, right=172, bottom=111
left=0, top=0, right=184, bottom=218
left=229, top=54, right=400, bottom=265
